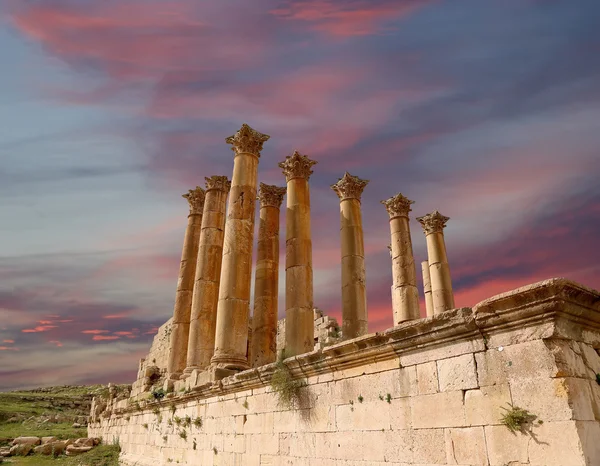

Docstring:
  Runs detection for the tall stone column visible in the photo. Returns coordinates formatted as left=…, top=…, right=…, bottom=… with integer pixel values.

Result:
left=421, top=260, right=434, bottom=317
left=331, top=172, right=369, bottom=339
left=279, top=151, right=317, bottom=357
left=417, top=211, right=455, bottom=314
left=381, top=193, right=420, bottom=324
left=167, top=187, right=205, bottom=378
left=184, top=176, right=231, bottom=374
left=250, top=183, right=286, bottom=368
left=211, top=124, right=270, bottom=371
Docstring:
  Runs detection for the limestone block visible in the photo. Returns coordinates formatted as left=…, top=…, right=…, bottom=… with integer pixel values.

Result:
left=242, top=412, right=274, bottom=434
left=287, top=432, right=317, bottom=457
left=12, top=437, right=41, bottom=446
left=474, top=350, right=509, bottom=387
left=510, top=376, right=592, bottom=422
left=527, top=420, right=586, bottom=465
left=389, top=397, right=411, bottom=430
left=400, top=338, right=485, bottom=367
left=413, top=428, right=445, bottom=464
left=484, top=425, right=530, bottom=466
left=411, top=391, right=466, bottom=428
left=444, top=426, right=488, bottom=465
left=579, top=342, right=600, bottom=375
left=297, top=404, right=335, bottom=432
left=336, top=400, right=390, bottom=431
left=382, top=430, right=413, bottom=463
left=465, top=384, right=512, bottom=426
left=437, top=354, right=478, bottom=391
left=328, top=431, right=386, bottom=462
left=416, top=361, right=439, bottom=394
left=577, top=420, right=600, bottom=465
left=244, top=433, right=280, bottom=456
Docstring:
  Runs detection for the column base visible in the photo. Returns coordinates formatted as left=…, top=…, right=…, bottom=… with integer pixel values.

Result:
left=209, top=354, right=250, bottom=372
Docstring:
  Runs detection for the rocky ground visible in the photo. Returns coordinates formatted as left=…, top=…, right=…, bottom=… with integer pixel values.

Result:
left=0, top=385, right=121, bottom=465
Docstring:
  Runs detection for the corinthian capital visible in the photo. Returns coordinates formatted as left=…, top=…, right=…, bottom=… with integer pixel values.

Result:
left=417, top=210, right=450, bottom=235
left=205, top=175, right=231, bottom=193
left=183, top=187, right=206, bottom=215
left=381, top=193, right=414, bottom=219
left=258, top=183, right=286, bottom=208
left=279, top=150, right=318, bottom=182
left=225, top=123, right=270, bottom=157
left=331, top=172, right=369, bottom=202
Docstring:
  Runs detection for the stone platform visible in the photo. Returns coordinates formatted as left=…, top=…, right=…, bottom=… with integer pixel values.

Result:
left=89, top=278, right=600, bottom=465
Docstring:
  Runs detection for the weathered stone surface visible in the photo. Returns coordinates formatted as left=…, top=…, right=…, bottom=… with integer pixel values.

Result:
left=9, top=443, right=33, bottom=456
left=437, top=353, right=478, bottom=391
left=12, top=436, right=40, bottom=446
left=444, top=426, right=487, bottom=465
left=416, top=361, right=438, bottom=395
left=41, top=436, right=57, bottom=444
left=66, top=445, right=94, bottom=456
left=465, top=383, right=512, bottom=426
left=484, top=425, right=530, bottom=466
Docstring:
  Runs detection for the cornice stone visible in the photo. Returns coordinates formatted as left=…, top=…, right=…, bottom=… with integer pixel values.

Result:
left=225, top=123, right=270, bottom=157
left=331, top=172, right=369, bottom=202
left=279, top=150, right=318, bottom=182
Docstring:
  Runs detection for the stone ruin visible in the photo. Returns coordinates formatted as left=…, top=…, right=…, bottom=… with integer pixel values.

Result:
left=89, top=124, right=600, bottom=465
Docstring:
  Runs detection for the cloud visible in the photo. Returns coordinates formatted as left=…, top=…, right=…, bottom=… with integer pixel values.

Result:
left=81, top=330, right=109, bottom=335
left=92, top=335, right=120, bottom=341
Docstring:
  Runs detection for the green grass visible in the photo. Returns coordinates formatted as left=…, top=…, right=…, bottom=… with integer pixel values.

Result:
left=4, top=444, right=120, bottom=466
left=0, top=423, right=87, bottom=445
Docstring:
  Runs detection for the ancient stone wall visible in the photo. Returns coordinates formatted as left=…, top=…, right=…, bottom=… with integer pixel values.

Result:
left=90, top=279, right=600, bottom=465
left=130, top=319, right=172, bottom=397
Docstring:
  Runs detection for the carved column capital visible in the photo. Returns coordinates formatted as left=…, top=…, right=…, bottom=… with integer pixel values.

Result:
left=257, top=183, right=286, bottom=208
left=381, top=193, right=414, bottom=219
left=225, top=123, right=270, bottom=157
left=205, top=175, right=231, bottom=193
left=331, top=172, right=369, bottom=202
left=182, top=187, right=206, bottom=215
left=417, top=210, right=450, bottom=235
left=279, top=150, right=318, bottom=182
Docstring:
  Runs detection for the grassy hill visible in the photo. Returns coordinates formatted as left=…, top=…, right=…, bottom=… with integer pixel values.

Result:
left=0, top=385, right=121, bottom=465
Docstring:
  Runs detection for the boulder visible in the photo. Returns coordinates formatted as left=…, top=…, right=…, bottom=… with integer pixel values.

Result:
left=72, top=422, right=83, bottom=428
left=9, top=443, right=33, bottom=456
left=74, top=438, right=94, bottom=447
left=66, top=445, right=93, bottom=456
left=93, top=438, right=101, bottom=446
left=41, top=436, right=57, bottom=444
left=33, top=443, right=54, bottom=455
left=12, top=436, right=40, bottom=446
left=0, top=447, right=11, bottom=457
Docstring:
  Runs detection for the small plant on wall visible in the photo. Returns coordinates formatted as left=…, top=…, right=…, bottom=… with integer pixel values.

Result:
left=270, top=351, right=306, bottom=409
left=500, top=403, right=538, bottom=433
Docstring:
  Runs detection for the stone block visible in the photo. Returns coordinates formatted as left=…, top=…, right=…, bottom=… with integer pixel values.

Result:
left=336, top=400, right=390, bottom=431
left=413, top=428, right=445, bottom=464
left=383, top=429, right=413, bottom=463
left=545, top=339, right=590, bottom=378
left=577, top=420, right=600, bottom=466
left=465, top=384, right=512, bottom=426
left=400, top=338, right=485, bottom=367
left=437, top=354, right=478, bottom=391
left=475, top=349, right=509, bottom=387
left=580, top=342, right=600, bottom=375
left=411, top=391, right=466, bottom=428
left=484, top=425, right=530, bottom=466
left=527, top=421, right=586, bottom=465
left=389, top=397, right=411, bottom=430
left=416, top=361, right=439, bottom=394
left=444, top=426, right=488, bottom=465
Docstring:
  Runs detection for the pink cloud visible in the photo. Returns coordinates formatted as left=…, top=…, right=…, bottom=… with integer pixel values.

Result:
left=22, top=325, right=58, bottom=333
left=3, top=340, right=15, bottom=344
left=92, top=335, right=120, bottom=341
left=81, top=330, right=109, bottom=335
left=49, top=340, right=63, bottom=347
left=113, top=331, right=133, bottom=336
left=271, top=0, right=430, bottom=36
left=0, top=346, right=19, bottom=351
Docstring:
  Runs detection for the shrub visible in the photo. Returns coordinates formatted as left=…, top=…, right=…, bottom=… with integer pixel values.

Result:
left=500, top=403, right=537, bottom=433
left=270, top=354, right=305, bottom=409
left=193, top=417, right=203, bottom=428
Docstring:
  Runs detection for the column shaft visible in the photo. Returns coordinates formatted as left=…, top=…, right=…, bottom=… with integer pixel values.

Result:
left=167, top=188, right=205, bottom=377
left=332, top=172, right=369, bottom=339
left=185, top=177, right=230, bottom=373
left=421, top=260, right=434, bottom=317
left=250, top=184, right=285, bottom=367
left=382, top=194, right=420, bottom=324
left=280, top=151, right=317, bottom=357
left=211, top=124, right=269, bottom=370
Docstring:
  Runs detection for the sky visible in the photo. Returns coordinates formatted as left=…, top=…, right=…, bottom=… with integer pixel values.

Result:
left=1, top=0, right=599, bottom=390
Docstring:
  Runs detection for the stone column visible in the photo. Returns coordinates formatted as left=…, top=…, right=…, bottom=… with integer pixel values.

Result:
left=417, top=211, right=455, bottom=314
left=211, top=124, right=270, bottom=371
left=331, top=172, right=369, bottom=339
left=421, top=260, right=434, bottom=317
left=279, top=151, right=317, bottom=357
left=184, top=176, right=231, bottom=374
left=167, top=187, right=205, bottom=378
left=250, top=183, right=286, bottom=368
left=381, top=193, right=420, bottom=324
